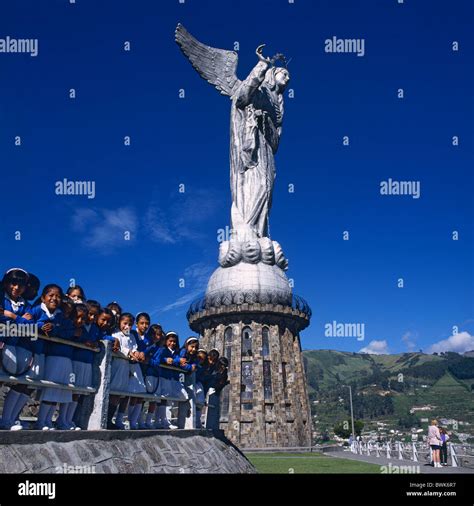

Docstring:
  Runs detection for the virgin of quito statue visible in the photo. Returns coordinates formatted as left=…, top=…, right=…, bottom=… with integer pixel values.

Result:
left=178, top=24, right=312, bottom=448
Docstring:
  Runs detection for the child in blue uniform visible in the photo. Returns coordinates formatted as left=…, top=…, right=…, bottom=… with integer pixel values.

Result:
left=205, top=357, right=230, bottom=430
left=35, top=293, right=80, bottom=430
left=96, top=308, right=115, bottom=341
left=23, top=273, right=40, bottom=303
left=9, top=284, right=67, bottom=430
left=195, top=349, right=209, bottom=428
left=106, top=302, right=122, bottom=333
left=0, top=268, right=34, bottom=430
left=66, top=285, right=86, bottom=304
left=142, top=323, right=164, bottom=428
left=108, top=313, right=135, bottom=429
left=150, top=331, right=181, bottom=429
left=176, top=337, right=199, bottom=429
left=127, top=316, right=147, bottom=429
left=67, top=301, right=101, bottom=430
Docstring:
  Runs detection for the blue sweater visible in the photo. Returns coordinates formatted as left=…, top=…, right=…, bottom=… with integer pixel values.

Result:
left=73, top=323, right=101, bottom=363
left=0, top=295, right=32, bottom=345
left=149, top=346, right=180, bottom=380
left=26, top=304, right=61, bottom=354
left=41, top=313, right=77, bottom=360
left=144, top=342, right=162, bottom=377
left=177, top=347, right=198, bottom=373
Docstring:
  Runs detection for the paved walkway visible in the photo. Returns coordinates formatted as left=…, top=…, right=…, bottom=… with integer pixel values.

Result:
left=326, top=450, right=474, bottom=474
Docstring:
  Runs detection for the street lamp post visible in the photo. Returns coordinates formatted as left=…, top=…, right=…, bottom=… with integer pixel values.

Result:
left=348, top=385, right=355, bottom=440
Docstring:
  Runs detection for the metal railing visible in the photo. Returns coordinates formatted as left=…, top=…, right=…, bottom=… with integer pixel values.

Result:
left=0, top=333, right=99, bottom=395
left=350, top=440, right=474, bottom=468
left=0, top=333, right=199, bottom=430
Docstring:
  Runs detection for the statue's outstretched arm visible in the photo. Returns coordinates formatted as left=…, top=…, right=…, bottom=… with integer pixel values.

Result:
left=234, top=45, right=271, bottom=109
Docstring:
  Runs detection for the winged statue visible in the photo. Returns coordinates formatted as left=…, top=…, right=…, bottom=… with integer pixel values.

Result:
left=175, top=23, right=290, bottom=244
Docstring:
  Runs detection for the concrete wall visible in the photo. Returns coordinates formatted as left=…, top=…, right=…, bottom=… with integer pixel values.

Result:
left=0, top=429, right=256, bottom=474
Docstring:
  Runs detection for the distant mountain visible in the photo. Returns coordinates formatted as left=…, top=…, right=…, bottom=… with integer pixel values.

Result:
left=303, top=350, right=474, bottom=439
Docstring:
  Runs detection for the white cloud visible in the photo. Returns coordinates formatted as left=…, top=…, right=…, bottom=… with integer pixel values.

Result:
left=402, top=331, right=417, bottom=352
left=426, top=332, right=474, bottom=354
left=359, top=340, right=389, bottom=355
left=72, top=207, right=137, bottom=253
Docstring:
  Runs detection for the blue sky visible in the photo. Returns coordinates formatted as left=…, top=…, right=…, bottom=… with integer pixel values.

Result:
left=0, top=0, right=473, bottom=354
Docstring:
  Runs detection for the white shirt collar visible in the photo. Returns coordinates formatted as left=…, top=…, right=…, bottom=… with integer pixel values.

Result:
left=40, top=302, right=61, bottom=319
left=6, top=295, right=25, bottom=313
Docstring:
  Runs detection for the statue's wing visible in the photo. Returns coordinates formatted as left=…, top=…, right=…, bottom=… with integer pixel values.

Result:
left=175, top=23, right=241, bottom=97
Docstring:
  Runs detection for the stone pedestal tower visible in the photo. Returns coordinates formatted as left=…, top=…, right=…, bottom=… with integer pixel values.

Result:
left=176, top=24, right=312, bottom=448
left=187, top=253, right=312, bottom=448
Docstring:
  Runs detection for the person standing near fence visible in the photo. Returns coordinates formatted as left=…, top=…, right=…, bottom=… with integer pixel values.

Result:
left=205, top=357, right=229, bottom=430
left=428, top=419, right=443, bottom=468
left=150, top=331, right=182, bottom=429
left=439, top=427, right=450, bottom=467
left=176, top=337, right=199, bottom=429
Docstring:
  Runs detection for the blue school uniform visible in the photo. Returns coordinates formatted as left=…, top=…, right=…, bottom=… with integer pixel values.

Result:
left=0, top=298, right=38, bottom=376
left=0, top=295, right=32, bottom=346
left=72, top=323, right=101, bottom=389
left=43, top=315, right=76, bottom=359
left=143, top=341, right=162, bottom=394
left=132, top=329, right=152, bottom=353
left=144, top=342, right=162, bottom=377
left=149, top=346, right=180, bottom=379
left=177, top=347, right=198, bottom=373
left=0, top=295, right=32, bottom=325
left=40, top=313, right=76, bottom=403
left=24, top=303, right=66, bottom=379
left=151, top=347, right=188, bottom=401
left=73, top=323, right=101, bottom=364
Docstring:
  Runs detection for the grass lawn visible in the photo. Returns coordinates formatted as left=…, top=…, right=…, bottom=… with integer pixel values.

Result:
left=245, top=452, right=381, bottom=474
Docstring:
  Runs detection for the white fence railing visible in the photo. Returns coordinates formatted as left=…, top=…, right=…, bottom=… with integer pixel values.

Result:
left=350, top=440, right=473, bottom=468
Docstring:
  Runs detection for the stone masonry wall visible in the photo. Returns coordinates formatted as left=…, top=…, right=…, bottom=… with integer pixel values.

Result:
left=0, top=430, right=256, bottom=474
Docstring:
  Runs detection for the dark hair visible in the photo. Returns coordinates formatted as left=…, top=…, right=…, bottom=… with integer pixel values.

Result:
left=107, top=301, right=122, bottom=313
left=98, top=307, right=114, bottom=318
left=119, top=312, right=135, bottom=324
left=41, top=284, right=64, bottom=298
left=74, top=303, right=88, bottom=315
left=61, top=297, right=76, bottom=314
left=67, top=285, right=86, bottom=299
left=218, top=357, right=229, bottom=368
left=136, top=312, right=151, bottom=323
left=86, top=299, right=101, bottom=312
left=26, top=273, right=40, bottom=289
left=2, top=268, right=29, bottom=287
left=23, top=273, right=40, bottom=301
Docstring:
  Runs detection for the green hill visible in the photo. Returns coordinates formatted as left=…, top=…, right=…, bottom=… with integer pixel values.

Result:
left=303, top=350, right=474, bottom=441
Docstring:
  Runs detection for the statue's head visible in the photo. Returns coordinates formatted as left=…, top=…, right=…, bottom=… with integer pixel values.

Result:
left=275, top=67, right=290, bottom=89
left=265, top=67, right=290, bottom=92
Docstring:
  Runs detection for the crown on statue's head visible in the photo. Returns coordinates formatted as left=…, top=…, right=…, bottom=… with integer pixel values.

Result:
left=271, top=53, right=290, bottom=68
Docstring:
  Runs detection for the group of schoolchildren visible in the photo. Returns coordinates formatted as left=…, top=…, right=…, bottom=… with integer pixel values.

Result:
left=0, top=267, right=229, bottom=431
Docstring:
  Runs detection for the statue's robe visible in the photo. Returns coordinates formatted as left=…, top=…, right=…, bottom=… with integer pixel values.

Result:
left=230, top=62, right=283, bottom=241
